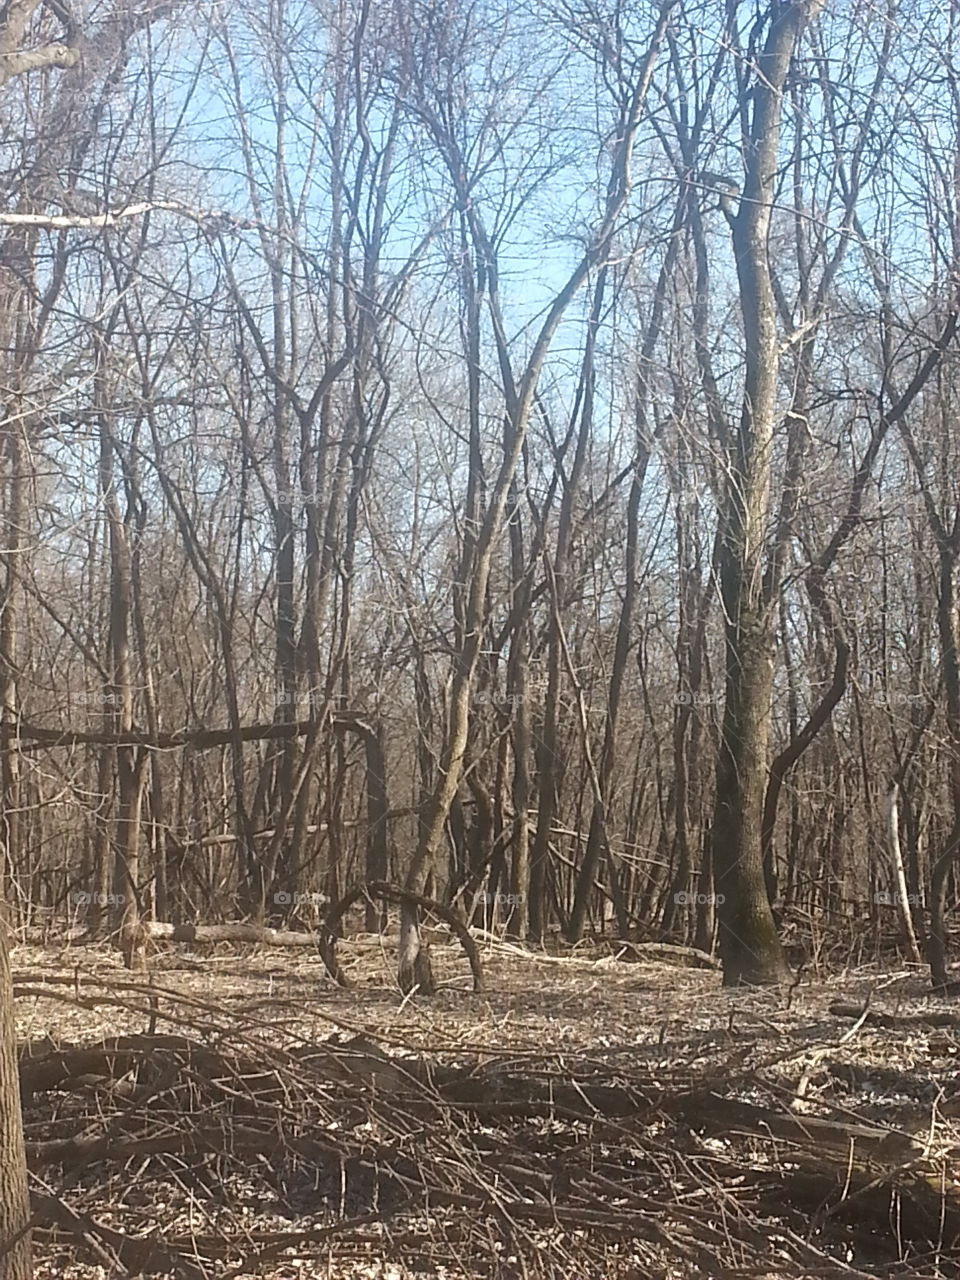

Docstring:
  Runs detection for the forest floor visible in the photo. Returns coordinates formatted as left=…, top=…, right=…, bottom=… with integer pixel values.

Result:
left=10, top=927, right=960, bottom=1280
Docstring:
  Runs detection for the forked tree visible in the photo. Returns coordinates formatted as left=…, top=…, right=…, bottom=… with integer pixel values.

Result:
left=708, top=0, right=824, bottom=985
left=394, top=0, right=677, bottom=991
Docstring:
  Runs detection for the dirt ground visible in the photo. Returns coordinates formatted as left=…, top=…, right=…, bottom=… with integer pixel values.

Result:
left=10, top=930, right=960, bottom=1279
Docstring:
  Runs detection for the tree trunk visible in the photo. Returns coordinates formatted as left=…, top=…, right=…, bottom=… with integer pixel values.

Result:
left=711, top=0, right=824, bottom=985
left=883, top=786, right=923, bottom=966
left=0, top=420, right=23, bottom=932
left=929, top=547, right=960, bottom=989
left=0, top=922, right=30, bottom=1280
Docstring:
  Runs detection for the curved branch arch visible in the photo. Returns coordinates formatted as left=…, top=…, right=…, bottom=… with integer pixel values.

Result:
left=319, top=881, right=483, bottom=994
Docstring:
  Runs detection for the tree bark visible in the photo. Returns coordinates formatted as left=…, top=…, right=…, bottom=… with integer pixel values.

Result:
left=883, top=786, right=923, bottom=966
left=711, top=0, right=825, bottom=985
left=0, top=923, right=30, bottom=1280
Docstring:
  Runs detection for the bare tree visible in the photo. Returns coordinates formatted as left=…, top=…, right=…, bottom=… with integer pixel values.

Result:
left=391, top=0, right=675, bottom=990
left=707, top=0, right=824, bottom=985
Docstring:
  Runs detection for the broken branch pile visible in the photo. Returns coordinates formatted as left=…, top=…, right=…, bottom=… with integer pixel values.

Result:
left=10, top=972, right=960, bottom=1278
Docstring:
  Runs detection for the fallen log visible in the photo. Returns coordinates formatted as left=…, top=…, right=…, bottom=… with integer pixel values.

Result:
left=27, top=1122, right=342, bottom=1171
left=144, top=921, right=321, bottom=947
left=829, top=1001, right=960, bottom=1029
left=18, top=1032, right=410, bottom=1102
left=611, top=940, right=720, bottom=969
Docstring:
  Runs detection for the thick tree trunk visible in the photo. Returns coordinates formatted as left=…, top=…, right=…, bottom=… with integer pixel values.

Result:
left=929, top=548, right=960, bottom=990
left=711, top=0, right=824, bottom=985
left=0, top=923, right=30, bottom=1280
left=397, top=896, right=437, bottom=996
left=713, top=624, right=791, bottom=984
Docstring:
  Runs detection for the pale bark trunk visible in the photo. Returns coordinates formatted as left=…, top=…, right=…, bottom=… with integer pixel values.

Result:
left=884, top=786, right=922, bottom=966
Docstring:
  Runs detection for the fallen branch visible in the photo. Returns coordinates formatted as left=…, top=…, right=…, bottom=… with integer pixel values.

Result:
left=15, top=711, right=372, bottom=754
left=829, top=1001, right=960, bottom=1029
left=31, top=1192, right=206, bottom=1279
left=14, top=1011, right=960, bottom=1276
left=612, top=940, right=720, bottom=969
